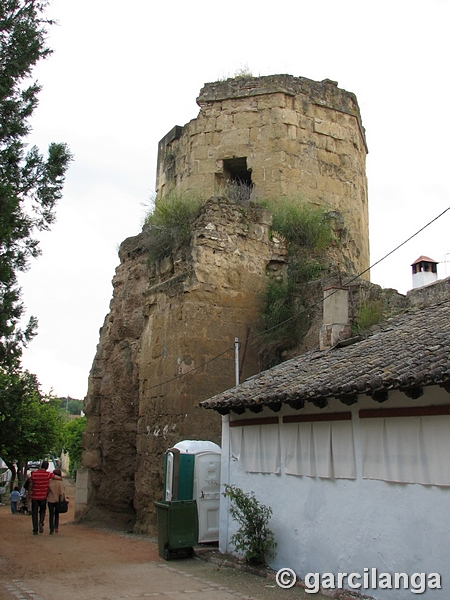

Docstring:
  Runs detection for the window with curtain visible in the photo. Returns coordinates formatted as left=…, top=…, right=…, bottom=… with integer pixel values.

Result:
left=230, top=424, right=281, bottom=474
left=284, top=419, right=356, bottom=479
left=361, top=415, right=450, bottom=486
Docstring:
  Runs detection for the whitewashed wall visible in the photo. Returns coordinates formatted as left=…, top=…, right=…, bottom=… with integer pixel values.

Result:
left=219, top=388, right=450, bottom=600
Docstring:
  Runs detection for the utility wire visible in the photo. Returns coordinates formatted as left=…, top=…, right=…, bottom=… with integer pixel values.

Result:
left=146, top=206, right=450, bottom=392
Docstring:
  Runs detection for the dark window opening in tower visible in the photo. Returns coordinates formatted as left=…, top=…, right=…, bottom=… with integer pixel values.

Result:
left=220, top=157, right=253, bottom=204
left=223, top=157, right=252, bottom=185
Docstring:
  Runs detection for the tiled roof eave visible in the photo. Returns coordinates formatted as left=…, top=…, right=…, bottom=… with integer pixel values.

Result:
left=202, top=369, right=450, bottom=412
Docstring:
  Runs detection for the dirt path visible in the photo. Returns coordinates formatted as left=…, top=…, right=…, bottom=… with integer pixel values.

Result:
left=0, top=480, right=328, bottom=600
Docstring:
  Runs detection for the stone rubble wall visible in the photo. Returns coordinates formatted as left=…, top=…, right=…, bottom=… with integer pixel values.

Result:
left=82, top=198, right=288, bottom=531
left=82, top=231, right=151, bottom=515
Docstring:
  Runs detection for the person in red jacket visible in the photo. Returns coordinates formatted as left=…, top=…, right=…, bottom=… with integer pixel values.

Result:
left=29, top=460, right=55, bottom=535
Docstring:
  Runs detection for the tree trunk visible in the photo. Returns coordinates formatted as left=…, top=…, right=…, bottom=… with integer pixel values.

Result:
left=17, top=460, right=27, bottom=485
left=4, top=459, right=16, bottom=493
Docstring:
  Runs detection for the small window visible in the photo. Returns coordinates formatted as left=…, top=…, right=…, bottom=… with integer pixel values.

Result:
left=216, top=157, right=253, bottom=203
left=222, top=157, right=252, bottom=186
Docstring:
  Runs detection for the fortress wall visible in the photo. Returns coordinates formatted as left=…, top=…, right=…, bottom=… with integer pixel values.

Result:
left=157, top=75, right=369, bottom=277
left=82, top=76, right=371, bottom=532
left=133, top=198, right=286, bottom=530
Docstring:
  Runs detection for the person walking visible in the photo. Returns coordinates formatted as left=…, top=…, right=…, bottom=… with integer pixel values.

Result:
left=8, top=486, right=20, bottom=514
left=29, top=460, right=57, bottom=535
left=47, top=468, right=65, bottom=534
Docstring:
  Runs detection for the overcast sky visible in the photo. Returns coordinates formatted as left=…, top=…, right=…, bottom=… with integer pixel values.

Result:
left=17, top=0, right=450, bottom=399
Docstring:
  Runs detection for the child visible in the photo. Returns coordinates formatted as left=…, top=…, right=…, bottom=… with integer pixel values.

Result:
left=8, top=486, right=20, bottom=514
left=19, top=485, right=28, bottom=514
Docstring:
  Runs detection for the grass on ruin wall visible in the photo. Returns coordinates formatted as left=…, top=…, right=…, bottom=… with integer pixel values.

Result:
left=260, top=197, right=334, bottom=252
left=144, top=190, right=206, bottom=262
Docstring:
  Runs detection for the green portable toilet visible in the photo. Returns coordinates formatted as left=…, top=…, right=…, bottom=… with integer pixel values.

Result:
left=163, top=440, right=221, bottom=544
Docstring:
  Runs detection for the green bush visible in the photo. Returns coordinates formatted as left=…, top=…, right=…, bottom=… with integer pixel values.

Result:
left=144, top=190, right=206, bottom=262
left=353, top=299, right=383, bottom=333
left=63, top=416, right=86, bottom=478
left=257, top=198, right=334, bottom=365
left=258, top=277, right=303, bottom=368
left=223, top=484, right=277, bottom=566
left=260, top=197, right=333, bottom=251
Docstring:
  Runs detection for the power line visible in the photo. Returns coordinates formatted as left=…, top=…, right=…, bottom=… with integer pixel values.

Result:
left=146, top=205, right=450, bottom=392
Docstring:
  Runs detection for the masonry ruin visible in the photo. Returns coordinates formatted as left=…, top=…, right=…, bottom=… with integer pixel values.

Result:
left=78, top=75, right=375, bottom=532
left=157, top=74, right=370, bottom=275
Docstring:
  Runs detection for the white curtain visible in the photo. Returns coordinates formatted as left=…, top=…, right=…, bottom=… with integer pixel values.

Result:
left=284, top=420, right=356, bottom=479
left=230, top=424, right=281, bottom=474
left=361, top=415, right=450, bottom=486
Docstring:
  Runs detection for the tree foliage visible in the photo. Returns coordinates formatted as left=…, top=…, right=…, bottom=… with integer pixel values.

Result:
left=0, top=0, right=72, bottom=368
left=57, top=396, right=83, bottom=416
left=63, top=416, right=86, bottom=477
left=0, top=368, right=63, bottom=485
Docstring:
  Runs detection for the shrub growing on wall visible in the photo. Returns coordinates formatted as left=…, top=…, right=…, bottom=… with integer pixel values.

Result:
left=144, top=191, right=206, bottom=262
left=261, top=197, right=333, bottom=251
left=258, top=198, right=335, bottom=366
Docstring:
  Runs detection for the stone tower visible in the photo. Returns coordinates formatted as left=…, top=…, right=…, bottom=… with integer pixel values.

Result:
left=156, top=74, right=369, bottom=276
left=79, top=75, right=370, bottom=533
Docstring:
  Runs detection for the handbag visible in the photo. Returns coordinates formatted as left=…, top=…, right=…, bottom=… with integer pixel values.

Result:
left=56, top=494, right=69, bottom=513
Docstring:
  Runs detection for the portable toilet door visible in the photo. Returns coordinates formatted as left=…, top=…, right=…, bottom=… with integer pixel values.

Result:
left=172, top=440, right=221, bottom=543
left=163, top=448, right=194, bottom=501
left=164, top=450, right=177, bottom=501
left=193, top=451, right=221, bottom=543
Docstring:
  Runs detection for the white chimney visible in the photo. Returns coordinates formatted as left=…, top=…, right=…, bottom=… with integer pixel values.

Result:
left=319, top=287, right=350, bottom=350
left=411, top=256, right=438, bottom=289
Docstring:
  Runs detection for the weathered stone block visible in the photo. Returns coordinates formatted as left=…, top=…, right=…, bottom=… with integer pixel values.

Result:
left=257, top=92, right=287, bottom=109
left=233, top=111, right=260, bottom=129
left=313, top=118, right=345, bottom=140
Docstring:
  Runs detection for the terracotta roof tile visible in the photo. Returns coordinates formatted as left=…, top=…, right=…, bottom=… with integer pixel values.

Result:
left=411, top=255, right=438, bottom=265
left=201, top=300, right=450, bottom=411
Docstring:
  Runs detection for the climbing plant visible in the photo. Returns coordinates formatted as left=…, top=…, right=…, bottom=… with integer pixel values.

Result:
left=257, top=197, right=335, bottom=367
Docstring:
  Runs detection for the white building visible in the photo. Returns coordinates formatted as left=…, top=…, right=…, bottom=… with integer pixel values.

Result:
left=201, top=278, right=450, bottom=600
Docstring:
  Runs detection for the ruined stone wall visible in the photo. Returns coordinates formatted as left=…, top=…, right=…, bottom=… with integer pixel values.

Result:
left=82, top=198, right=287, bottom=531
left=82, top=232, right=150, bottom=515
left=81, top=75, right=372, bottom=532
left=156, top=74, right=369, bottom=277
left=407, top=276, right=450, bottom=307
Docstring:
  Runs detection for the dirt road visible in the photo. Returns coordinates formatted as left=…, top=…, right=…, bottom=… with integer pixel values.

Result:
left=0, top=481, right=328, bottom=600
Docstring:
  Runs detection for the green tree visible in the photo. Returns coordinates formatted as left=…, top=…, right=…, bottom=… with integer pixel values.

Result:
left=63, top=416, right=86, bottom=478
left=0, top=0, right=72, bottom=368
left=0, top=368, right=63, bottom=487
left=58, top=396, right=83, bottom=416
